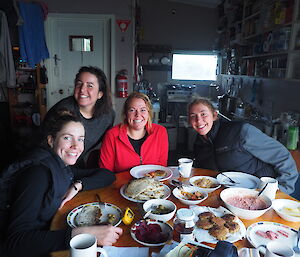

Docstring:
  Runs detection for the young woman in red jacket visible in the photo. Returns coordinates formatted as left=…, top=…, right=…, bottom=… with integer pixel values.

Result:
left=99, top=92, right=169, bottom=172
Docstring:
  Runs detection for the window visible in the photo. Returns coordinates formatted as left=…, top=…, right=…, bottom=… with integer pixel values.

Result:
left=171, top=52, right=219, bottom=82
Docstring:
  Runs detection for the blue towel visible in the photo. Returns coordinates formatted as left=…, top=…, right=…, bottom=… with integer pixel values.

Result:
left=18, top=2, right=49, bottom=68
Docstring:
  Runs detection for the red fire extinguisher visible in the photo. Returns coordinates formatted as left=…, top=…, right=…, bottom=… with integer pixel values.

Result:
left=116, top=69, right=128, bottom=98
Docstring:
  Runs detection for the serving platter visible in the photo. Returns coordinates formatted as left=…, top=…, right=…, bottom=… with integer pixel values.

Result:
left=191, top=205, right=246, bottom=244
left=67, top=202, right=122, bottom=228
left=246, top=221, right=299, bottom=255
left=216, top=172, right=261, bottom=189
left=120, top=183, right=171, bottom=203
left=130, top=165, right=173, bottom=181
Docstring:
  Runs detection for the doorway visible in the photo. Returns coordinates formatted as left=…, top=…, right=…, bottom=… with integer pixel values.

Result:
left=44, top=13, right=115, bottom=109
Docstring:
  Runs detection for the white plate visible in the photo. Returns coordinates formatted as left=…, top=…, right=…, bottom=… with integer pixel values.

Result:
left=246, top=221, right=298, bottom=255
left=120, top=184, right=171, bottom=203
left=173, top=186, right=208, bottom=205
left=67, top=202, right=122, bottom=228
left=189, top=176, right=221, bottom=193
left=191, top=206, right=246, bottom=244
left=130, top=165, right=173, bottom=181
left=217, top=172, right=261, bottom=189
left=131, top=219, right=173, bottom=246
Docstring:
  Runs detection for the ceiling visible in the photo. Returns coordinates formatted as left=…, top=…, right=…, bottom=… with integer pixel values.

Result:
left=168, top=0, right=222, bottom=8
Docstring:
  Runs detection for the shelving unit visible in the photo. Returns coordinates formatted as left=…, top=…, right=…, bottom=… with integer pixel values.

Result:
left=219, top=0, right=300, bottom=80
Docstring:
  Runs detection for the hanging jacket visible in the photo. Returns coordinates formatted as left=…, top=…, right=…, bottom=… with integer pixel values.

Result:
left=99, top=123, right=168, bottom=172
left=193, top=119, right=298, bottom=194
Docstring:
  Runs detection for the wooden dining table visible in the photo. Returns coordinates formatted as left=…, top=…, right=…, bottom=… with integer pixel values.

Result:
left=50, top=168, right=300, bottom=257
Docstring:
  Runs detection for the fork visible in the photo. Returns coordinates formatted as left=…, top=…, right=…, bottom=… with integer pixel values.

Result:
left=220, top=173, right=239, bottom=184
left=95, top=194, right=105, bottom=209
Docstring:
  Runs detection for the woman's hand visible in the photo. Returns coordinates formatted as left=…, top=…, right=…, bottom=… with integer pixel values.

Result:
left=71, top=225, right=123, bottom=246
left=59, top=182, right=82, bottom=209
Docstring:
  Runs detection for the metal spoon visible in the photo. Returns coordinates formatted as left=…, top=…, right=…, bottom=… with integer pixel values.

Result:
left=95, top=194, right=105, bottom=209
left=257, top=183, right=268, bottom=198
left=294, top=227, right=300, bottom=253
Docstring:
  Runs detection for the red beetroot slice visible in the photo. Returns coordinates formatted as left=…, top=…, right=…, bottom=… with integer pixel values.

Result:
left=134, top=221, right=169, bottom=244
left=277, top=230, right=289, bottom=238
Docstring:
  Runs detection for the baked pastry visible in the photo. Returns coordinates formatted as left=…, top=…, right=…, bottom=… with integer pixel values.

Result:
left=125, top=177, right=165, bottom=200
left=75, top=205, right=102, bottom=226
left=209, top=225, right=229, bottom=241
left=224, top=221, right=240, bottom=233
left=211, top=216, right=226, bottom=226
left=196, top=219, right=214, bottom=230
left=198, top=211, right=215, bottom=221
left=221, top=213, right=237, bottom=223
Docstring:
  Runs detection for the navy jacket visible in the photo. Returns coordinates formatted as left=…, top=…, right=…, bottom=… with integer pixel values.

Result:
left=194, top=119, right=298, bottom=194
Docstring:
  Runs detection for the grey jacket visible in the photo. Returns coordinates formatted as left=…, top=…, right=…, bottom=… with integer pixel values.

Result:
left=194, top=119, right=298, bottom=194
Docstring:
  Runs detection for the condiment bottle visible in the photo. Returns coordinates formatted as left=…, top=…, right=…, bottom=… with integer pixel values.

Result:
left=173, top=208, right=195, bottom=242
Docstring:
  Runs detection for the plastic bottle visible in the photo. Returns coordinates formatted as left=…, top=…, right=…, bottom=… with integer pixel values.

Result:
left=173, top=208, right=195, bottom=242
left=287, top=125, right=299, bottom=150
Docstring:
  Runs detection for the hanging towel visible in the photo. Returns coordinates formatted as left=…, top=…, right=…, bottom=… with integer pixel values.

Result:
left=18, top=1, right=49, bottom=68
left=0, top=11, right=16, bottom=88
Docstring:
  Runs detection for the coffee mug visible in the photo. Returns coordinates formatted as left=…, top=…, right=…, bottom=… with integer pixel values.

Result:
left=70, top=233, right=108, bottom=257
left=260, top=177, right=278, bottom=200
left=265, top=241, right=294, bottom=257
left=178, top=158, right=193, bottom=178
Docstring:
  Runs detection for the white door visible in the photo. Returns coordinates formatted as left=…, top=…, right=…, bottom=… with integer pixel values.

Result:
left=45, top=13, right=115, bottom=109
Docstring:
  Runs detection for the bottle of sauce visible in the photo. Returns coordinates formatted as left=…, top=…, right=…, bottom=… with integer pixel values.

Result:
left=173, top=208, right=195, bottom=242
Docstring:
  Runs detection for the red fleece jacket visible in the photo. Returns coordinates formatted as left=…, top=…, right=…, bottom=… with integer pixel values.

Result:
left=99, top=123, right=169, bottom=172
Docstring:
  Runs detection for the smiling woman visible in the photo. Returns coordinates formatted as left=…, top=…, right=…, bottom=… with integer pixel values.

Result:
left=2, top=109, right=119, bottom=257
left=42, top=66, right=115, bottom=168
left=99, top=92, right=169, bottom=173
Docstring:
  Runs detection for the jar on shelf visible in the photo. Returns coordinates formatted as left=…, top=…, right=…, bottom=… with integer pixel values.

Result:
left=173, top=208, right=195, bottom=242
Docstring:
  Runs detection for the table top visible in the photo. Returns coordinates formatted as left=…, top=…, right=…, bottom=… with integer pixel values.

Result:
left=50, top=168, right=300, bottom=257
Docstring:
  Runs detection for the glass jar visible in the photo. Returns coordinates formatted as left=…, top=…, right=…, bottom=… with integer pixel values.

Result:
left=173, top=208, right=195, bottom=242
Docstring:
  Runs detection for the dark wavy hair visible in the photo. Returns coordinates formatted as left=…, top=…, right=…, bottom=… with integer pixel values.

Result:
left=41, top=109, right=83, bottom=147
left=74, top=66, right=112, bottom=117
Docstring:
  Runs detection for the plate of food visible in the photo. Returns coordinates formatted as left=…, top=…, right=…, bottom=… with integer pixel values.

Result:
left=216, top=172, right=261, bottom=189
left=67, top=202, right=122, bottom=228
left=130, top=165, right=173, bottom=181
left=120, top=177, right=171, bottom=203
left=131, top=219, right=173, bottom=246
left=246, top=221, right=298, bottom=255
left=189, top=176, right=221, bottom=193
left=173, top=186, right=208, bottom=205
left=191, top=205, right=246, bottom=244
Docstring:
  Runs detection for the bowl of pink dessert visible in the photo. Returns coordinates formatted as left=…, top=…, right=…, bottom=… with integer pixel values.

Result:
left=220, top=187, right=272, bottom=220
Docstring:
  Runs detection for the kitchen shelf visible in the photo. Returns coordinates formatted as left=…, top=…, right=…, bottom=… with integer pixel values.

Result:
left=137, top=44, right=172, bottom=53
left=242, top=51, right=289, bottom=59
left=143, top=64, right=172, bottom=71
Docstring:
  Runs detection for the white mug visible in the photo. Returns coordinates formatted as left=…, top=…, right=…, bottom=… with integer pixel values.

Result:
left=70, top=233, right=108, bottom=257
left=178, top=158, right=193, bottom=178
left=265, top=241, right=295, bottom=257
left=260, top=177, right=278, bottom=200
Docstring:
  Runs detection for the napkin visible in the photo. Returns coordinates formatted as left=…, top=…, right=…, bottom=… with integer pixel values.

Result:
left=102, top=246, right=149, bottom=257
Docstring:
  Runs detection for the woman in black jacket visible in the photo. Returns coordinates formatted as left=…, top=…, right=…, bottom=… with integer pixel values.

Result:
left=188, top=97, right=298, bottom=194
left=4, top=110, right=122, bottom=257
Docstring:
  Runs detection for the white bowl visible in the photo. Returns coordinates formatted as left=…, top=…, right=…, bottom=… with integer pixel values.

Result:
left=272, top=198, right=300, bottom=222
left=220, top=187, right=272, bottom=220
left=143, top=199, right=176, bottom=222
left=189, top=176, right=221, bottom=193
left=172, top=186, right=208, bottom=205
left=130, top=219, right=173, bottom=246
